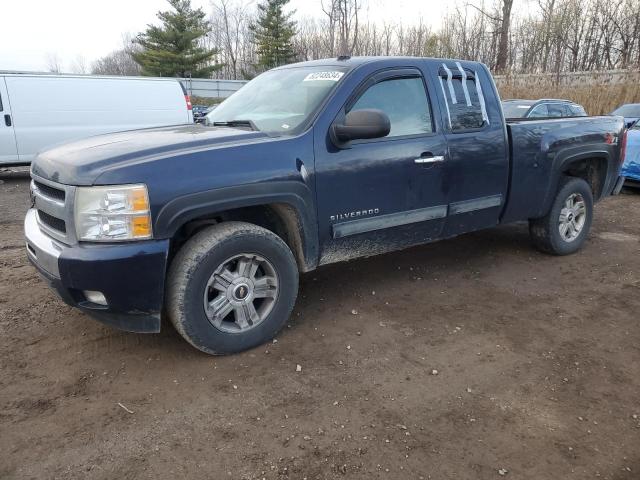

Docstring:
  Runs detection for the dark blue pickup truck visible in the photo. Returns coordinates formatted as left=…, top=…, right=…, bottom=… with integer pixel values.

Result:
left=25, top=56, right=627, bottom=354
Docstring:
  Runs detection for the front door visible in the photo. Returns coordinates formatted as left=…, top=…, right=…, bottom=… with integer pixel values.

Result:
left=0, top=78, right=18, bottom=165
left=314, top=68, right=449, bottom=264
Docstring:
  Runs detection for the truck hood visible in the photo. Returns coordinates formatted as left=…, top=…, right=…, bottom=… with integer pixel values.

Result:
left=31, top=124, right=270, bottom=185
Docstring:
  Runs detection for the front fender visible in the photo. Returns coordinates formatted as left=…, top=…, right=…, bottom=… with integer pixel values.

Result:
left=154, top=180, right=319, bottom=269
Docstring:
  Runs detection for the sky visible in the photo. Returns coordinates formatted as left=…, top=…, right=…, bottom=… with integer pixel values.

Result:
left=1, top=0, right=450, bottom=73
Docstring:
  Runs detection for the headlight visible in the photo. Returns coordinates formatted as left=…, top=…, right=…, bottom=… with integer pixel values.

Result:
left=74, top=184, right=152, bottom=241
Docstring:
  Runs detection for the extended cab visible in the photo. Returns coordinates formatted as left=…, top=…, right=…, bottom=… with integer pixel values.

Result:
left=25, top=57, right=627, bottom=354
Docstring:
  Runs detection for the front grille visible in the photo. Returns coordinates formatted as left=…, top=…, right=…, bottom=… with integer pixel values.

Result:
left=34, top=181, right=65, bottom=202
left=37, top=210, right=67, bottom=233
left=31, top=175, right=76, bottom=245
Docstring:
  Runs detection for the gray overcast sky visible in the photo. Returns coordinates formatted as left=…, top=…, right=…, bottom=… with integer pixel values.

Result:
left=1, top=0, right=452, bottom=72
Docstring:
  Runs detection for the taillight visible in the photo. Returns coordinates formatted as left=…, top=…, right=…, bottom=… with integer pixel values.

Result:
left=620, top=129, right=628, bottom=163
left=185, top=95, right=192, bottom=110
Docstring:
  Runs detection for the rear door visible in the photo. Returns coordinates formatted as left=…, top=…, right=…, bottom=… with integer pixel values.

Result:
left=430, top=61, right=510, bottom=236
left=0, top=77, right=18, bottom=164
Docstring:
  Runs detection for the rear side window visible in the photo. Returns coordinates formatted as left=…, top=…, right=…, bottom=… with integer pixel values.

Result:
left=349, top=77, right=433, bottom=137
left=438, top=63, right=488, bottom=131
left=571, top=105, right=587, bottom=116
left=547, top=104, right=566, bottom=117
left=528, top=104, right=549, bottom=118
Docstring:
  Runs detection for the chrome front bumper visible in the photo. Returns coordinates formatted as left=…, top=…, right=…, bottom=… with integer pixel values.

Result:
left=24, top=208, right=62, bottom=278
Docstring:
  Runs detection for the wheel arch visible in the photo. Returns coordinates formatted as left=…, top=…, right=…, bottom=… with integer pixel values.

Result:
left=539, top=148, right=612, bottom=217
left=559, top=153, right=609, bottom=201
left=155, top=181, right=319, bottom=272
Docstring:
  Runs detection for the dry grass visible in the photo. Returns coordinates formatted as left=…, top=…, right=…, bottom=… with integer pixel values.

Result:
left=190, top=95, right=224, bottom=107
left=497, top=82, right=640, bottom=115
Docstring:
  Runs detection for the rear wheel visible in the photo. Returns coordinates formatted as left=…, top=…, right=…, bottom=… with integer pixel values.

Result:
left=166, top=222, right=298, bottom=354
left=529, top=177, right=593, bottom=255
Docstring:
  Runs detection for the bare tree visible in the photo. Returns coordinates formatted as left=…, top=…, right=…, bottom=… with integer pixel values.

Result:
left=70, top=55, right=89, bottom=74
left=91, top=49, right=141, bottom=75
left=208, top=0, right=258, bottom=79
left=45, top=53, right=63, bottom=73
left=91, top=34, right=141, bottom=76
left=126, top=0, right=640, bottom=79
left=322, top=0, right=362, bottom=56
left=495, top=0, right=514, bottom=72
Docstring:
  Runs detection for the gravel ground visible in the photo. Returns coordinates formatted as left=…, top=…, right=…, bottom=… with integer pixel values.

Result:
left=1, top=169, right=639, bottom=480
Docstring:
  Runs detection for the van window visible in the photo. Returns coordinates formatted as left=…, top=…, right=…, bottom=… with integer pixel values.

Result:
left=438, top=64, right=488, bottom=131
left=0, top=93, right=3, bottom=111
left=349, top=77, right=433, bottom=137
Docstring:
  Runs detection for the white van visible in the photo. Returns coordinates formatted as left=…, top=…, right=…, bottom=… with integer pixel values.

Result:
left=0, top=73, right=193, bottom=165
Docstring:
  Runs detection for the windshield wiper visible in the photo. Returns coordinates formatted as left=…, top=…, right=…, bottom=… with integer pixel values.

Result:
left=212, top=119, right=259, bottom=131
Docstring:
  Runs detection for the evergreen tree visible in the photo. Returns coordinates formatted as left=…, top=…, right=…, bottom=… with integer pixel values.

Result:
left=134, top=0, right=220, bottom=78
left=250, top=0, right=297, bottom=71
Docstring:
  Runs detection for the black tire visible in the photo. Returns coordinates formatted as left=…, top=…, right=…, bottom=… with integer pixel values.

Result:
left=529, top=176, right=594, bottom=255
left=166, top=222, right=299, bottom=355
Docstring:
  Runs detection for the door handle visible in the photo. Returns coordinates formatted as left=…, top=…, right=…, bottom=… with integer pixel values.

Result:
left=4, top=114, right=11, bottom=127
left=414, top=155, right=444, bottom=164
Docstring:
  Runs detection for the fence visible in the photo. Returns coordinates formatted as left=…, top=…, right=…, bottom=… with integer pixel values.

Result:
left=179, top=78, right=247, bottom=99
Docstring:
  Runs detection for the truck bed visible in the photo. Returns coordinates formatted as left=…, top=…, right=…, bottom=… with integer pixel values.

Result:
left=501, top=115, right=626, bottom=223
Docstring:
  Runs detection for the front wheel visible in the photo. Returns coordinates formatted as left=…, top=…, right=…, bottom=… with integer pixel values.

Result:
left=529, top=177, right=594, bottom=255
left=166, top=222, right=299, bottom=355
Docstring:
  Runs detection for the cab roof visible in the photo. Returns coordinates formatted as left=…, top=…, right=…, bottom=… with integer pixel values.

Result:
left=274, top=56, right=483, bottom=71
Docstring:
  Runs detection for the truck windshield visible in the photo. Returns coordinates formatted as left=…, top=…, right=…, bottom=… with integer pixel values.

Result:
left=205, top=67, right=347, bottom=135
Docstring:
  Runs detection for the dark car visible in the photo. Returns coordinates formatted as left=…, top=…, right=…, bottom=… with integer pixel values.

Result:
left=192, top=104, right=209, bottom=123
left=609, top=103, right=640, bottom=129
left=502, top=99, right=587, bottom=119
left=26, top=56, right=626, bottom=355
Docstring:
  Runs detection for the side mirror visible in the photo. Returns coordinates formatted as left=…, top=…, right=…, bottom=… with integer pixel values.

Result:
left=332, top=109, right=391, bottom=144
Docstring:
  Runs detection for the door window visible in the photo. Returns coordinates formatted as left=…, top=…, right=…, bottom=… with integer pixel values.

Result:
left=438, top=64, right=488, bottom=131
left=547, top=104, right=566, bottom=117
left=349, top=77, right=433, bottom=137
left=528, top=104, right=549, bottom=118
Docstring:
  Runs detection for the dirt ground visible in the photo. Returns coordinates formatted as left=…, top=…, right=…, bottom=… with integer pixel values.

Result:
left=1, top=168, right=639, bottom=480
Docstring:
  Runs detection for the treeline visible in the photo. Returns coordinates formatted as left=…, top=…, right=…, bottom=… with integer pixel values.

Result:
left=91, top=0, right=640, bottom=79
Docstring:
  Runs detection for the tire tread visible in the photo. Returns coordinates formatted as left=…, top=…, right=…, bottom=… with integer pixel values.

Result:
left=529, top=176, right=593, bottom=256
left=166, top=222, right=298, bottom=354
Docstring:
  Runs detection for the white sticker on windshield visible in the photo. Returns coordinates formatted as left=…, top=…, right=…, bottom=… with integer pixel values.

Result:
left=303, top=71, right=344, bottom=82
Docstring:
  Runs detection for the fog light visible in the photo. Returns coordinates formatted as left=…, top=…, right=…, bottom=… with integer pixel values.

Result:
left=83, top=290, right=107, bottom=306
